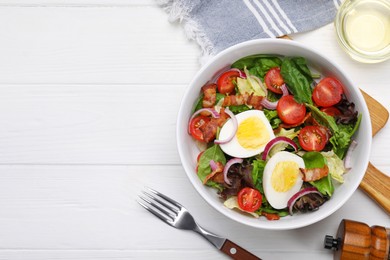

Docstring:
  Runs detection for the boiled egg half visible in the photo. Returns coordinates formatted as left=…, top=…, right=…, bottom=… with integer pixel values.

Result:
left=263, top=151, right=304, bottom=209
left=218, top=110, right=275, bottom=158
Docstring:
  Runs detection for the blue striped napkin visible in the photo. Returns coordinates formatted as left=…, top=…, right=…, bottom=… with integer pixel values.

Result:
left=157, top=0, right=342, bottom=63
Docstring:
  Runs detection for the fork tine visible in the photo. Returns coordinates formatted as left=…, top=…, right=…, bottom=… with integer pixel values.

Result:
left=140, top=193, right=177, bottom=218
left=146, top=187, right=182, bottom=209
left=137, top=197, right=174, bottom=225
left=142, top=190, right=179, bottom=214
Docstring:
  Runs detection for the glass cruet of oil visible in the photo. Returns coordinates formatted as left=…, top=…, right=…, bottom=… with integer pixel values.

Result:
left=334, top=0, right=390, bottom=63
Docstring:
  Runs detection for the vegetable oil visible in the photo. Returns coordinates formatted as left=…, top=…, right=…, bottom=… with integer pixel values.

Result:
left=335, top=0, right=390, bottom=63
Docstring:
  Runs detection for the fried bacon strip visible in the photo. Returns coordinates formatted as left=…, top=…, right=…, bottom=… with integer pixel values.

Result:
left=201, top=83, right=217, bottom=108
left=247, top=94, right=264, bottom=109
left=199, top=108, right=230, bottom=142
left=300, top=165, right=329, bottom=182
left=222, top=94, right=247, bottom=106
left=222, top=93, right=264, bottom=109
left=203, top=161, right=224, bottom=184
left=261, top=212, right=280, bottom=221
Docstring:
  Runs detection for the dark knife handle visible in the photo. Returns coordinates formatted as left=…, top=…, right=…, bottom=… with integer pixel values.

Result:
left=220, top=239, right=261, bottom=260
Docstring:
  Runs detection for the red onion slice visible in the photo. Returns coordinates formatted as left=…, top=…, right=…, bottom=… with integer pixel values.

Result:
left=344, top=139, right=358, bottom=169
left=230, top=68, right=247, bottom=79
left=188, top=108, right=220, bottom=134
left=209, top=160, right=218, bottom=171
left=280, top=83, right=289, bottom=96
left=260, top=98, right=278, bottom=110
left=287, top=187, right=323, bottom=215
left=223, top=158, right=243, bottom=185
left=259, top=84, right=289, bottom=110
left=261, top=136, right=298, bottom=161
left=214, top=107, right=237, bottom=145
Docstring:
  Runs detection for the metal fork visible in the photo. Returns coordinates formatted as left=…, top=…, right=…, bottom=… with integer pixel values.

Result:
left=137, top=187, right=261, bottom=260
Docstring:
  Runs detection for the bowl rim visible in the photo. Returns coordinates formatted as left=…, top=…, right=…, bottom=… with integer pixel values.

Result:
left=176, top=38, right=372, bottom=230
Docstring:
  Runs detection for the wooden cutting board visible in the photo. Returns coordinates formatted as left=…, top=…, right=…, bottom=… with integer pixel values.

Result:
left=360, top=90, right=390, bottom=214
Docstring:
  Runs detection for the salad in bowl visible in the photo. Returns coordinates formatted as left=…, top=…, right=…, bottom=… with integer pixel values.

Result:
left=177, top=39, right=371, bottom=230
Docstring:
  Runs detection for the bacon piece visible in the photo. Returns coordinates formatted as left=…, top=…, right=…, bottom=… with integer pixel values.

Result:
left=215, top=108, right=230, bottom=126
left=261, top=212, right=280, bottom=220
left=222, top=93, right=263, bottom=109
left=203, top=161, right=224, bottom=184
left=300, top=165, right=329, bottom=182
left=201, top=83, right=217, bottom=108
left=222, top=94, right=247, bottom=106
left=199, top=108, right=229, bottom=142
left=211, top=172, right=225, bottom=184
left=200, top=121, right=218, bottom=143
left=247, top=94, right=264, bottom=109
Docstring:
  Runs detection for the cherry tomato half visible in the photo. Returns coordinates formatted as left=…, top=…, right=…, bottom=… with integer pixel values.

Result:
left=217, top=70, right=240, bottom=94
left=298, top=125, right=327, bottom=151
left=277, top=95, right=306, bottom=125
left=265, top=67, right=284, bottom=94
left=317, top=125, right=330, bottom=144
left=188, top=116, right=210, bottom=142
left=321, top=106, right=341, bottom=117
left=237, top=187, right=262, bottom=212
left=312, top=77, right=344, bottom=107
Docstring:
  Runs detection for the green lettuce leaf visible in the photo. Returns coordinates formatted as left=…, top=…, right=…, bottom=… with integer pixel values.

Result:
left=235, top=68, right=266, bottom=97
left=251, top=159, right=266, bottom=193
left=330, top=114, right=362, bottom=158
left=321, top=150, right=346, bottom=183
left=197, top=145, right=226, bottom=183
left=193, top=94, right=204, bottom=113
left=276, top=128, right=299, bottom=139
left=307, top=103, right=362, bottom=159
left=264, top=109, right=282, bottom=129
left=280, top=57, right=313, bottom=104
left=310, top=174, right=334, bottom=197
left=205, top=181, right=224, bottom=191
left=228, top=105, right=251, bottom=114
left=302, top=151, right=327, bottom=169
left=232, top=55, right=282, bottom=78
left=302, top=152, right=334, bottom=196
left=290, top=57, right=313, bottom=83
left=306, top=104, right=338, bottom=132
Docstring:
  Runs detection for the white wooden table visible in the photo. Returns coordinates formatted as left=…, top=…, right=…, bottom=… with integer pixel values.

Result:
left=0, top=1, right=388, bottom=259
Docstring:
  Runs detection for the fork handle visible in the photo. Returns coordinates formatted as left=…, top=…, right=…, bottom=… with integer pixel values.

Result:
left=220, top=239, right=262, bottom=260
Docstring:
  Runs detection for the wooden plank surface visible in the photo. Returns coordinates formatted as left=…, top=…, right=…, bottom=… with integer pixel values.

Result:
left=0, top=1, right=388, bottom=260
left=0, top=84, right=184, bottom=164
left=0, top=5, right=198, bottom=84
left=0, top=166, right=387, bottom=259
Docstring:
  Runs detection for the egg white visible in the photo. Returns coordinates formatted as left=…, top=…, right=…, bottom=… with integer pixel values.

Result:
left=218, top=110, right=275, bottom=158
left=263, top=151, right=304, bottom=209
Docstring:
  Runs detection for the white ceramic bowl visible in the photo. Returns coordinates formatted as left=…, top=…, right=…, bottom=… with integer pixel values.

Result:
left=176, top=39, right=371, bottom=230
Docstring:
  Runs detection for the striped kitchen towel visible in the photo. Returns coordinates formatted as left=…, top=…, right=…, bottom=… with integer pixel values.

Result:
left=157, top=0, right=342, bottom=63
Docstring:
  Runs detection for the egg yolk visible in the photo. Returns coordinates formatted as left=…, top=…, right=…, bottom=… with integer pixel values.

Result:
left=271, top=161, right=299, bottom=192
left=236, top=116, right=270, bottom=150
